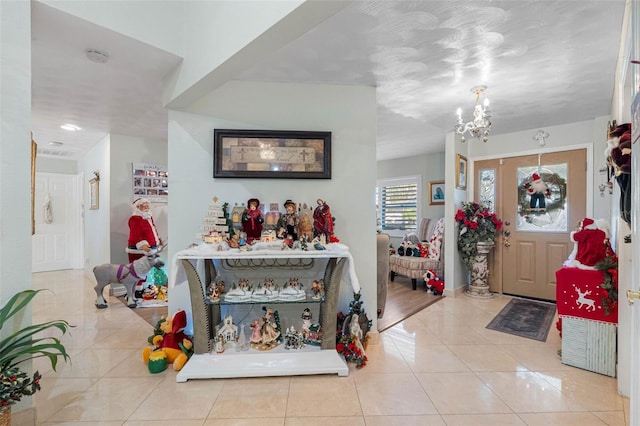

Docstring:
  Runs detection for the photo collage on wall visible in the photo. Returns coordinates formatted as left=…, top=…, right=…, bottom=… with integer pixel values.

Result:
left=132, top=162, right=168, bottom=203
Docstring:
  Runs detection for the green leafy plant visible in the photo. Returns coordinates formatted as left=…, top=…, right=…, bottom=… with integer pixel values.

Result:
left=0, top=290, right=72, bottom=406
left=455, top=201, right=503, bottom=269
left=595, top=256, right=618, bottom=315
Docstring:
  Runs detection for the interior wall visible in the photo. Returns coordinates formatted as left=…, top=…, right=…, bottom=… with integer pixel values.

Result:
left=79, top=135, right=111, bottom=270
left=0, top=0, right=34, bottom=416
left=377, top=152, right=445, bottom=246
left=109, top=134, right=168, bottom=265
left=35, top=156, right=78, bottom=174
left=167, top=81, right=377, bottom=331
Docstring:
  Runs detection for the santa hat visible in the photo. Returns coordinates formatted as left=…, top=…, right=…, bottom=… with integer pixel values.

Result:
left=133, top=197, right=150, bottom=207
left=532, top=173, right=541, bottom=181
left=581, top=217, right=596, bottom=230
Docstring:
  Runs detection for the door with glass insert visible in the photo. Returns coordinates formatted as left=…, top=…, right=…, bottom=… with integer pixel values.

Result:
left=475, top=149, right=586, bottom=301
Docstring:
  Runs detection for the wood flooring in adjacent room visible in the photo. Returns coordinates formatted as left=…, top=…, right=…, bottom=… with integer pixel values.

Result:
left=377, top=275, right=443, bottom=332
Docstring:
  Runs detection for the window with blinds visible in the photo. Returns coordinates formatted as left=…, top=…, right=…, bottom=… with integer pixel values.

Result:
left=376, top=176, right=420, bottom=235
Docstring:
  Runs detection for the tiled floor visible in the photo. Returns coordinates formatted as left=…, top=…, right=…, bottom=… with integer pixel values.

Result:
left=28, top=269, right=629, bottom=425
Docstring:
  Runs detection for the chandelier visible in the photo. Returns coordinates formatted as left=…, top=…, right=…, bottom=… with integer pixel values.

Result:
left=454, top=85, right=492, bottom=143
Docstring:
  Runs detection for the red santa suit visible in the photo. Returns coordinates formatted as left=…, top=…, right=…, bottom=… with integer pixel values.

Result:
left=563, top=218, right=610, bottom=269
left=126, top=198, right=161, bottom=262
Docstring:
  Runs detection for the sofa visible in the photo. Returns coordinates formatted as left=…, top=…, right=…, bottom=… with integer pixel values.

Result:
left=377, top=232, right=390, bottom=318
left=389, top=217, right=444, bottom=290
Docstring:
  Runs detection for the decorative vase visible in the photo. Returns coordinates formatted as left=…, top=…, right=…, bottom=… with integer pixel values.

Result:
left=465, top=241, right=495, bottom=298
left=0, top=406, right=11, bottom=426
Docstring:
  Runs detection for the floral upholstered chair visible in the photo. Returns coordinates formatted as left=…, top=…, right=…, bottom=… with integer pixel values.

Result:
left=389, top=218, right=445, bottom=290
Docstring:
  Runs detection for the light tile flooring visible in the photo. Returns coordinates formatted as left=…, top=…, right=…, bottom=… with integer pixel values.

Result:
left=27, top=269, right=629, bottom=425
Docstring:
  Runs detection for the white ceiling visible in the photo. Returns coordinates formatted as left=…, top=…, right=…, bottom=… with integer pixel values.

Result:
left=31, top=1, right=627, bottom=162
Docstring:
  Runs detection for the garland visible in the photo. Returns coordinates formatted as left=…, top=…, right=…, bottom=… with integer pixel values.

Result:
left=595, top=256, right=618, bottom=315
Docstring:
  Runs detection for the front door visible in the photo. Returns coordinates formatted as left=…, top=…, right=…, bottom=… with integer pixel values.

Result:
left=475, top=149, right=587, bottom=301
left=32, top=173, right=81, bottom=272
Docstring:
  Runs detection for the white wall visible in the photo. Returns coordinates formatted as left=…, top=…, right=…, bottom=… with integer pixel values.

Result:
left=165, top=1, right=348, bottom=108
left=167, top=80, right=377, bottom=330
left=109, top=135, right=168, bottom=264
left=36, top=157, right=78, bottom=174
left=79, top=135, right=111, bottom=270
left=377, top=152, right=445, bottom=246
left=0, top=0, right=34, bottom=416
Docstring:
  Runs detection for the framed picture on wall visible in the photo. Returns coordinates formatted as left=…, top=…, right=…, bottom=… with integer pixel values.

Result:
left=428, top=180, right=445, bottom=205
left=456, top=154, right=468, bottom=190
left=213, top=129, right=332, bottom=179
left=89, top=176, right=99, bottom=210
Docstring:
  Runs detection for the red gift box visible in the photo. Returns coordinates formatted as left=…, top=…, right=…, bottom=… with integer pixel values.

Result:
left=555, top=267, right=618, bottom=324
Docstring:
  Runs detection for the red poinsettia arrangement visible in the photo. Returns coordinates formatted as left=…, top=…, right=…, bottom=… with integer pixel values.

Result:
left=336, top=312, right=368, bottom=369
left=455, top=201, right=503, bottom=269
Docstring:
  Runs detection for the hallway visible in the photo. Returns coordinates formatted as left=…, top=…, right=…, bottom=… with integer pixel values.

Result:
left=29, top=269, right=629, bottom=425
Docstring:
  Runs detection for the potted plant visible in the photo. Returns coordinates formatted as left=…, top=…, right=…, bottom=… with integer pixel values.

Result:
left=0, top=289, right=72, bottom=424
left=455, top=201, right=503, bottom=297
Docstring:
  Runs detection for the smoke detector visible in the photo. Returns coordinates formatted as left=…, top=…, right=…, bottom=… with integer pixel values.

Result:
left=86, top=49, right=109, bottom=64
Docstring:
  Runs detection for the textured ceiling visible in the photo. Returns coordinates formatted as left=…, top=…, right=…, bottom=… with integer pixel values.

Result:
left=31, top=1, right=626, bottom=161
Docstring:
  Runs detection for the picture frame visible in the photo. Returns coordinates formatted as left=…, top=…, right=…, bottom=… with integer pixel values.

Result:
left=456, top=153, right=468, bottom=190
left=428, top=180, right=445, bottom=205
left=213, top=129, right=331, bottom=179
left=89, top=177, right=99, bottom=210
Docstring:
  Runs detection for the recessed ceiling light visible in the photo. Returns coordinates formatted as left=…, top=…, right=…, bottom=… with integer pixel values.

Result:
left=60, top=124, right=81, bottom=131
left=49, top=141, right=64, bottom=147
left=86, top=49, right=109, bottom=64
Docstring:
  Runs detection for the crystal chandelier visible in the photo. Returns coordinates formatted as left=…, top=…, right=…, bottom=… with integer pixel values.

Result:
left=454, top=85, right=492, bottom=143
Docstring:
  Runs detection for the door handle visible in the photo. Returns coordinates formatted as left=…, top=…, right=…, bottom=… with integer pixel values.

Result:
left=627, top=289, right=640, bottom=306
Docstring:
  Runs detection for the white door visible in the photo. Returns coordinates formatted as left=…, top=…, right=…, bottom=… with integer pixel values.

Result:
left=32, top=173, right=81, bottom=272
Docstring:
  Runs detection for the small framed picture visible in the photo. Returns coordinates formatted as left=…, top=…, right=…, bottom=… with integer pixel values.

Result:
left=428, top=180, right=445, bottom=205
left=89, top=178, right=99, bottom=210
left=456, top=154, right=468, bottom=190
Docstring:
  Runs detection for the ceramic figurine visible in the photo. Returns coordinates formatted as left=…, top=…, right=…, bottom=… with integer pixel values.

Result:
left=250, top=318, right=262, bottom=344
left=278, top=200, right=299, bottom=241
left=311, top=279, right=324, bottom=300
left=313, top=198, right=335, bottom=242
left=214, top=334, right=225, bottom=354
left=260, top=308, right=280, bottom=347
left=242, top=198, right=264, bottom=244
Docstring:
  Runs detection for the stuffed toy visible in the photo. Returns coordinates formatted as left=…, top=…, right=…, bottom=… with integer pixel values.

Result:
left=423, top=269, right=444, bottom=295
left=525, top=172, right=551, bottom=210
left=142, top=309, right=193, bottom=373
left=564, top=218, right=616, bottom=270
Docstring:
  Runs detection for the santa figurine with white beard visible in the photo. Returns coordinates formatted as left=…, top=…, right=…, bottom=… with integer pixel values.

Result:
left=126, top=198, right=162, bottom=263
left=564, top=218, right=615, bottom=270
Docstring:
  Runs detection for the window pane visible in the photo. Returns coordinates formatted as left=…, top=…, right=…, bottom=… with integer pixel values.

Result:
left=379, top=183, right=417, bottom=232
left=516, top=164, right=568, bottom=232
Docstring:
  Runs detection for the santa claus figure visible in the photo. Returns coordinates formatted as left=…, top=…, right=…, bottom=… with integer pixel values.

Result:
left=564, top=218, right=615, bottom=269
left=126, top=198, right=162, bottom=262
left=526, top=172, right=551, bottom=210
left=605, top=122, right=631, bottom=226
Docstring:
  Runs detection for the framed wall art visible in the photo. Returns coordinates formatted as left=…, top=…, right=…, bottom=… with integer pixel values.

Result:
left=89, top=172, right=100, bottom=210
left=132, top=163, right=168, bottom=203
left=456, top=153, right=468, bottom=190
left=213, top=129, right=332, bottom=179
left=428, top=180, right=445, bottom=205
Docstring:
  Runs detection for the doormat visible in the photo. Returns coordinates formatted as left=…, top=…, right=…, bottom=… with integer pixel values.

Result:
left=486, top=298, right=556, bottom=342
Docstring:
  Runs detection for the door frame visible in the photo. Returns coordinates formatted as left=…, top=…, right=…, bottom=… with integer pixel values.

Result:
left=468, top=142, right=594, bottom=295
